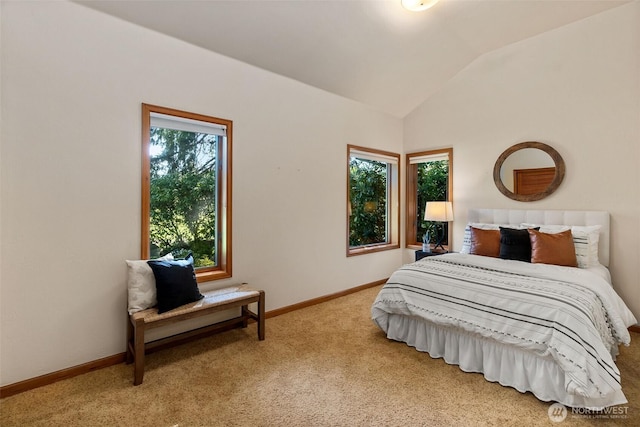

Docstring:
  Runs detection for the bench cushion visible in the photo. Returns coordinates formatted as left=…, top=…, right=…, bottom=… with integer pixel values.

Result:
left=130, top=285, right=261, bottom=324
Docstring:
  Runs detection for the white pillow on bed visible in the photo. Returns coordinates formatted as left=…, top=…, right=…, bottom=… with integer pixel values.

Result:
left=460, top=223, right=523, bottom=254
left=521, top=224, right=601, bottom=268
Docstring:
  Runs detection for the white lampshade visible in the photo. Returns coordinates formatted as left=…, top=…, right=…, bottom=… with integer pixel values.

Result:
left=424, top=201, right=453, bottom=222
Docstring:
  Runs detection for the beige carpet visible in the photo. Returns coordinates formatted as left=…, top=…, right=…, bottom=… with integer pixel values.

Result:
left=1, top=285, right=638, bottom=426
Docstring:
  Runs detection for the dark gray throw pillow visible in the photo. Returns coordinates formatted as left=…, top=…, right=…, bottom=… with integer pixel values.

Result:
left=499, top=227, right=538, bottom=263
left=147, top=254, right=204, bottom=314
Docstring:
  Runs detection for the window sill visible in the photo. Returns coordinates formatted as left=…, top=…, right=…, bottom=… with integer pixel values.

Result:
left=406, top=243, right=450, bottom=252
left=195, top=269, right=232, bottom=284
left=347, top=243, right=399, bottom=257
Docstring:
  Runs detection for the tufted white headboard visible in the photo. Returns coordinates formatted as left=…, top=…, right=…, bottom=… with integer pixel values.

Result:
left=468, top=209, right=610, bottom=267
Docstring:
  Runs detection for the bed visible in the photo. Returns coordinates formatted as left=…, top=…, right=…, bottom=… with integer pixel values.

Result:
left=372, top=209, right=637, bottom=410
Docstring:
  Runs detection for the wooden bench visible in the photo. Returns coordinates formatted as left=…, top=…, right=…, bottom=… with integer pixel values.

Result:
left=125, top=284, right=265, bottom=385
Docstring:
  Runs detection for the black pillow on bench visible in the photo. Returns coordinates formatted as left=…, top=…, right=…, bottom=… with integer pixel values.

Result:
left=147, top=254, right=204, bottom=314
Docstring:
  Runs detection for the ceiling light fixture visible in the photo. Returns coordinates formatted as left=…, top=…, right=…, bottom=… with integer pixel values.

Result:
left=401, top=0, right=439, bottom=12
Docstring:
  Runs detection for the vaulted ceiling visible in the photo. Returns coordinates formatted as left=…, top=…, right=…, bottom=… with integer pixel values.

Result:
left=77, top=0, right=627, bottom=117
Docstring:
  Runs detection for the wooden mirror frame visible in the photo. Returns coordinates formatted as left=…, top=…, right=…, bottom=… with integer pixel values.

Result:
left=493, top=141, right=565, bottom=202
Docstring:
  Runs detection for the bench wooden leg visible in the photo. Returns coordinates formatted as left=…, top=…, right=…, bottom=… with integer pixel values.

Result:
left=258, top=290, right=265, bottom=341
left=133, top=319, right=145, bottom=385
left=125, top=315, right=134, bottom=364
left=241, top=304, right=249, bottom=328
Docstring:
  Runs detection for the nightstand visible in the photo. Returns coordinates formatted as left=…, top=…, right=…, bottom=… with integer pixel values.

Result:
left=415, top=250, right=450, bottom=261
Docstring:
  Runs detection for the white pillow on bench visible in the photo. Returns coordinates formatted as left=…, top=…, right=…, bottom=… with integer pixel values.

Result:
left=126, top=253, right=173, bottom=315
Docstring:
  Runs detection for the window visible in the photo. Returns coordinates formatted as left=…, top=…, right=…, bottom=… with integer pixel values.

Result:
left=347, top=145, right=400, bottom=256
left=141, top=104, right=232, bottom=282
left=406, top=148, right=452, bottom=249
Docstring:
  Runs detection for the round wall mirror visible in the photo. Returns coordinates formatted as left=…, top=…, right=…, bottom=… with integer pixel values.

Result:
left=493, top=141, right=565, bottom=202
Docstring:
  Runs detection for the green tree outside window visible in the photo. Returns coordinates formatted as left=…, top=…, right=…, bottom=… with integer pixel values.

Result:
left=349, top=158, right=388, bottom=247
left=416, top=160, right=449, bottom=244
left=149, top=128, right=218, bottom=268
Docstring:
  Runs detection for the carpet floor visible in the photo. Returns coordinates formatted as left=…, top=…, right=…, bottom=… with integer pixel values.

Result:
left=1, top=285, right=638, bottom=426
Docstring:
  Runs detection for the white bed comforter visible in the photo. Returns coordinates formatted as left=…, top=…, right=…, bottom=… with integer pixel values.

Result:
left=372, top=253, right=636, bottom=406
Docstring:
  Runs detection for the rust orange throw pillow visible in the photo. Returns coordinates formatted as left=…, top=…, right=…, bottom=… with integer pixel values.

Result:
left=469, top=227, right=500, bottom=258
left=528, top=228, right=578, bottom=267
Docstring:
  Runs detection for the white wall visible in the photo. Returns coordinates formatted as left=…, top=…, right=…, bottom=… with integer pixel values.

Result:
left=404, top=2, right=640, bottom=321
left=0, top=1, right=403, bottom=386
left=2, top=0, right=638, bottom=388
